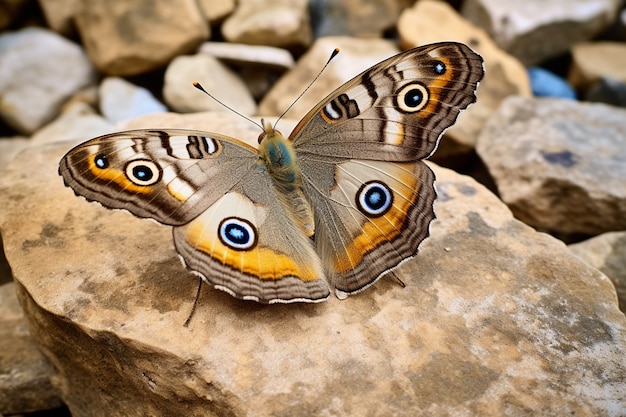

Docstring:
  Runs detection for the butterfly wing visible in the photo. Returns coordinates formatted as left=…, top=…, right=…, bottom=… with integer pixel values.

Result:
left=291, top=42, right=483, bottom=296
left=291, top=42, right=484, bottom=161
left=60, top=129, right=330, bottom=303
left=59, top=129, right=259, bottom=225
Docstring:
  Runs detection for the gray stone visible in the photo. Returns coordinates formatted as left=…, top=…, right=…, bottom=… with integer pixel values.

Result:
left=477, top=96, right=626, bottom=236
left=461, top=0, right=621, bottom=65
left=163, top=53, right=257, bottom=116
left=0, top=27, right=96, bottom=134
left=99, top=77, right=167, bottom=124
left=0, top=113, right=624, bottom=416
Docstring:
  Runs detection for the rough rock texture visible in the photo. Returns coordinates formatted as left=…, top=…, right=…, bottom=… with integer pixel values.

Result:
left=1, top=114, right=625, bottom=416
left=74, top=0, right=209, bottom=76
left=0, top=27, right=97, bottom=134
left=569, top=232, right=626, bottom=313
left=461, top=0, right=621, bottom=65
left=477, top=96, right=626, bottom=236
left=163, top=53, right=257, bottom=116
left=569, top=42, right=626, bottom=90
left=222, top=0, right=312, bottom=48
left=0, top=282, right=62, bottom=414
left=397, top=0, right=531, bottom=159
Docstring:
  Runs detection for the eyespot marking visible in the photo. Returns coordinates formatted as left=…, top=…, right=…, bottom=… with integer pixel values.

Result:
left=218, top=217, right=258, bottom=251
left=433, top=60, right=446, bottom=75
left=356, top=181, right=394, bottom=217
left=125, top=159, right=161, bottom=186
left=94, top=155, right=109, bottom=169
left=395, top=82, right=429, bottom=113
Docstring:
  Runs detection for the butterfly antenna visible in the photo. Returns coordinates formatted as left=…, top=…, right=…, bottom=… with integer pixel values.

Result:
left=273, top=47, right=340, bottom=130
left=192, top=81, right=263, bottom=131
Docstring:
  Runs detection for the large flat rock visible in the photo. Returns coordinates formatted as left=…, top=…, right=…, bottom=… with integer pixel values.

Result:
left=0, top=114, right=625, bottom=416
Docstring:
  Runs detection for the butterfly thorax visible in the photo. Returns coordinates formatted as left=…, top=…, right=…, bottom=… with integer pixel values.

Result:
left=258, top=128, right=315, bottom=237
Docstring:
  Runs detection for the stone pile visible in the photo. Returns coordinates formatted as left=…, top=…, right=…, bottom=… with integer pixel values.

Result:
left=1, top=1, right=625, bottom=416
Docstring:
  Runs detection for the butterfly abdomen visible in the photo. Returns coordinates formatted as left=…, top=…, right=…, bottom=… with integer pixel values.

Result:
left=258, top=130, right=315, bottom=237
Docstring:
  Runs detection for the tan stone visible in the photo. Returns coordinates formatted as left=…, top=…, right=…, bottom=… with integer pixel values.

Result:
left=569, top=232, right=626, bottom=313
left=258, top=37, right=400, bottom=119
left=0, top=113, right=625, bottom=416
left=74, top=0, right=209, bottom=76
left=197, top=0, right=235, bottom=23
left=461, top=0, right=621, bottom=65
left=477, top=96, right=626, bottom=236
left=569, top=42, right=626, bottom=89
left=398, top=0, right=531, bottom=156
left=30, top=101, right=114, bottom=145
left=199, top=42, right=295, bottom=70
left=0, top=283, right=61, bottom=414
left=38, top=0, right=78, bottom=35
left=163, top=53, right=257, bottom=116
left=222, top=0, right=312, bottom=48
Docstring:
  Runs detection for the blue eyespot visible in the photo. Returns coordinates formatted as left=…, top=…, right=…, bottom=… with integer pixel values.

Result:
left=433, top=60, right=446, bottom=75
left=94, top=155, right=109, bottom=169
left=218, top=217, right=257, bottom=251
left=125, top=160, right=161, bottom=186
left=356, top=181, right=393, bottom=217
left=395, top=82, right=429, bottom=113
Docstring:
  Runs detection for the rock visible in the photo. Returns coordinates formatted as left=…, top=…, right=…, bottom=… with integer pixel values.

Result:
left=476, top=96, right=626, bottom=236
left=569, top=232, right=626, bottom=313
left=569, top=42, right=626, bottom=90
left=99, top=77, right=167, bottom=123
left=1, top=113, right=625, bottom=416
left=585, top=77, right=626, bottom=107
left=222, top=0, right=312, bottom=48
left=39, top=0, right=78, bottom=35
left=309, top=0, right=402, bottom=38
left=74, top=0, right=209, bottom=76
left=258, top=36, right=400, bottom=118
left=461, top=0, right=621, bottom=65
left=0, top=137, right=29, bottom=171
left=528, top=67, right=577, bottom=99
left=199, top=42, right=295, bottom=101
left=163, top=53, right=257, bottom=116
left=197, top=0, right=235, bottom=23
left=397, top=0, right=531, bottom=159
left=198, top=42, right=294, bottom=71
left=0, top=282, right=62, bottom=414
left=0, top=27, right=97, bottom=134
left=0, top=0, right=29, bottom=30
left=30, top=101, right=114, bottom=145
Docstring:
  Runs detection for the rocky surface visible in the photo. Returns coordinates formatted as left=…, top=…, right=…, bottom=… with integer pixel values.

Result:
left=569, top=231, right=626, bottom=312
left=1, top=113, right=625, bottom=416
left=0, top=282, right=61, bottom=414
left=74, top=0, right=209, bottom=76
left=99, top=77, right=167, bottom=124
left=569, top=41, right=626, bottom=89
left=2, top=0, right=626, bottom=415
left=0, top=27, right=96, bottom=134
left=222, top=0, right=312, bottom=48
left=476, top=96, right=626, bottom=236
left=461, top=0, right=621, bottom=65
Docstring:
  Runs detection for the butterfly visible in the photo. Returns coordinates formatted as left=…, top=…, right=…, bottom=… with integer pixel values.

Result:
left=59, top=42, right=484, bottom=304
